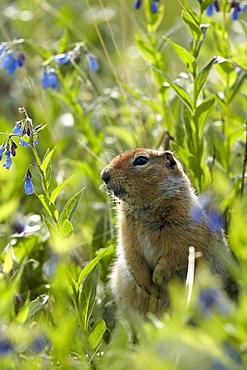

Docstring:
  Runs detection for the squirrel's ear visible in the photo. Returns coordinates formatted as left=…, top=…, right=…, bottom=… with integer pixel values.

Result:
left=164, top=151, right=176, bottom=170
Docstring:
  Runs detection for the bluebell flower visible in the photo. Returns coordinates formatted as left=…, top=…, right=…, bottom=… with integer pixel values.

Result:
left=32, top=334, right=50, bottom=352
left=1, top=51, right=25, bottom=74
left=41, top=69, right=59, bottom=89
left=54, top=51, right=73, bottom=65
left=86, top=54, right=99, bottom=72
left=13, top=123, right=29, bottom=147
left=206, top=4, right=214, bottom=16
left=24, top=169, right=34, bottom=195
left=198, top=288, right=230, bottom=317
left=151, top=0, right=159, bottom=14
left=231, top=1, right=246, bottom=20
left=0, top=338, right=13, bottom=356
left=133, top=0, right=142, bottom=9
left=10, top=141, right=17, bottom=157
left=0, top=145, right=5, bottom=161
left=3, top=150, right=12, bottom=169
left=206, top=1, right=220, bottom=15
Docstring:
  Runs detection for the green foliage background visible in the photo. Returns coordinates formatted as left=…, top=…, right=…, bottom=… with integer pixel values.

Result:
left=0, top=0, right=247, bottom=368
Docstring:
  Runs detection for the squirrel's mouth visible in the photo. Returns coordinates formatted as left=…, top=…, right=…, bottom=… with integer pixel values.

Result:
left=107, top=184, right=127, bottom=198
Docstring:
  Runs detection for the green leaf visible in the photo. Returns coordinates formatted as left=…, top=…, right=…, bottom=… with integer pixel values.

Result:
left=43, top=215, right=58, bottom=236
left=29, top=294, right=49, bottom=317
left=194, top=95, right=215, bottom=136
left=16, top=300, right=30, bottom=323
left=179, top=0, right=200, bottom=24
left=183, top=106, right=195, bottom=154
left=0, top=198, right=19, bottom=223
left=78, top=247, right=111, bottom=286
left=60, top=219, right=74, bottom=237
left=164, top=38, right=197, bottom=76
left=3, top=247, right=13, bottom=274
left=37, top=194, right=59, bottom=222
left=152, top=66, right=193, bottom=112
left=194, top=56, right=217, bottom=101
left=50, top=175, right=74, bottom=203
left=58, top=29, right=69, bottom=54
left=40, top=147, right=56, bottom=173
left=182, top=10, right=202, bottom=43
left=59, top=188, right=84, bottom=226
left=226, top=70, right=247, bottom=104
left=89, top=319, right=106, bottom=349
left=135, top=35, right=156, bottom=64
left=80, top=267, right=99, bottom=332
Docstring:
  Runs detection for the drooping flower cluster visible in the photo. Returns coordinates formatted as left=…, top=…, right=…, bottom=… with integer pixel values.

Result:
left=0, top=44, right=25, bottom=75
left=133, top=0, right=160, bottom=14
left=0, top=41, right=99, bottom=90
left=41, top=45, right=99, bottom=90
left=0, top=108, right=45, bottom=195
left=206, top=1, right=247, bottom=20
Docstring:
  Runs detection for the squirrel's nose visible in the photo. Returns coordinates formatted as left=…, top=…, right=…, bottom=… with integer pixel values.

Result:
left=101, top=170, right=111, bottom=184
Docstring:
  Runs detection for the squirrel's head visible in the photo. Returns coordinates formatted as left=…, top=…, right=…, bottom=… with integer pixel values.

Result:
left=101, top=148, right=191, bottom=208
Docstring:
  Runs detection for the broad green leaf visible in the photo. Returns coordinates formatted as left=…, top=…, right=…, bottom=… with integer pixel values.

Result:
left=152, top=66, right=193, bottom=112
left=89, top=319, right=106, bottom=349
left=40, top=147, right=56, bottom=174
left=194, top=56, right=217, bottom=100
left=80, top=267, right=99, bottom=332
left=135, top=35, right=156, bottom=64
left=164, top=38, right=197, bottom=76
left=42, top=215, right=58, bottom=236
left=29, top=294, right=49, bottom=317
left=50, top=175, right=74, bottom=203
left=78, top=247, right=111, bottom=286
left=179, top=0, right=200, bottom=23
left=3, top=247, right=13, bottom=274
left=37, top=194, right=59, bottom=222
left=182, top=10, right=202, bottom=43
left=226, top=70, right=247, bottom=104
left=59, top=188, right=84, bottom=226
left=60, top=219, right=73, bottom=237
left=194, top=95, right=215, bottom=136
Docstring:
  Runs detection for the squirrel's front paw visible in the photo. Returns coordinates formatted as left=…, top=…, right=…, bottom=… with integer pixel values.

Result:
left=153, top=262, right=172, bottom=289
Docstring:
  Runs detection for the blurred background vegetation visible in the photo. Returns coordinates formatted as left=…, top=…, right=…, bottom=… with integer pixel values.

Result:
left=0, top=0, right=247, bottom=368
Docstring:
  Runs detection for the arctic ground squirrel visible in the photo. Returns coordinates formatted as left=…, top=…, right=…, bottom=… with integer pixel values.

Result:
left=101, top=148, right=230, bottom=317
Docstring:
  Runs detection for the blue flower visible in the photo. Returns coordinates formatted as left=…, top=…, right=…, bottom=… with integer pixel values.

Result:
left=133, top=0, right=142, bottom=9
left=54, top=51, right=73, bottom=65
left=41, top=69, right=59, bottom=89
left=13, top=123, right=29, bottom=147
left=1, top=51, right=25, bottom=74
left=206, top=1, right=220, bottom=15
left=32, top=334, right=50, bottom=352
left=0, top=338, right=13, bottom=356
left=151, top=0, right=159, bottom=14
left=206, top=4, right=214, bottom=16
left=24, top=170, right=34, bottom=195
left=0, top=146, right=5, bottom=161
left=3, top=150, right=12, bottom=169
left=86, top=54, right=99, bottom=72
left=232, top=6, right=239, bottom=20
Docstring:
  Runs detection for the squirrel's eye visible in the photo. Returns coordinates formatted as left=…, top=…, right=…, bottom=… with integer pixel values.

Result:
left=133, top=156, right=149, bottom=166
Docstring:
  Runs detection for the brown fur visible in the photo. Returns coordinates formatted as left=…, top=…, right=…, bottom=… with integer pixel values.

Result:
left=101, top=148, right=229, bottom=317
